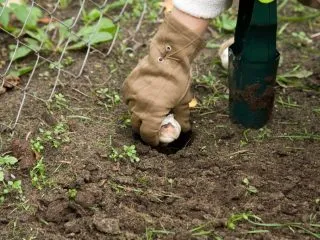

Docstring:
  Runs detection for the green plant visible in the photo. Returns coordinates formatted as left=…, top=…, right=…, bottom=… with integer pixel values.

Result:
left=53, top=93, right=68, bottom=109
left=0, top=155, right=24, bottom=204
left=196, top=71, right=217, bottom=87
left=30, top=158, right=47, bottom=190
left=240, top=129, right=250, bottom=147
left=123, top=145, right=139, bottom=163
left=277, top=65, right=313, bottom=88
left=96, top=88, right=121, bottom=108
left=190, top=222, right=222, bottom=239
left=0, top=1, right=116, bottom=63
left=31, top=137, right=44, bottom=154
left=68, top=188, right=77, bottom=200
left=32, top=122, right=70, bottom=152
left=277, top=96, right=301, bottom=108
left=291, top=31, right=312, bottom=45
left=145, top=228, right=174, bottom=240
left=227, top=212, right=320, bottom=238
left=59, top=0, right=72, bottom=9
left=109, top=145, right=140, bottom=163
left=123, top=0, right=160, bottom=23
left=255, top=127, right=271, bottom=141
left=242, top=177, right=258, bottom=195
left=277, top=130, right=320, bottom=141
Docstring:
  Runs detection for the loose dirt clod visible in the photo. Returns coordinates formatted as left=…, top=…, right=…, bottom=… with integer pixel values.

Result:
left=45, top=199, right=70, bottom=223
left=93, top=215, right=120, bottom=235
left=11, top=139, right=36, bottom=170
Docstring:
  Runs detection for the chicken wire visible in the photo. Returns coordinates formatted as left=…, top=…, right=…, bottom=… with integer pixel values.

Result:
left=0, top=0, right=128, bottom=131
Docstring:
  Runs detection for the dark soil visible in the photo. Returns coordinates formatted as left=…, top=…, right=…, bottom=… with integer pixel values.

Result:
left=0, top=1, right=320, bottom=240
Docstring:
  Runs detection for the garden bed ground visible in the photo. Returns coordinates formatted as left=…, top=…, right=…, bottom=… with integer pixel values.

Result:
left=0, top=1, right=320, bottom=239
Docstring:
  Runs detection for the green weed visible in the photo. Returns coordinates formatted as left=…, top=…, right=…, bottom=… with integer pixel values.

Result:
left=145, top=228, right=175, bottom=240
left=109, top=144, right=140, bottom=163
left=96, top=88, right=121, bottom=108
left=276, top=96, right=301, bottom=108
left=31, top=137, right=44, bottom=154
left=190, top=222, right=222, bottom=239
left=277, top=65, right=313, bottom=88
left=227, top=212, right=320, bottom=238
left=0, top=155, right=24, bottom=204
left=277, top=130, right=320, bottom=141
left=242, top=177, right=258, bottom=195
left=31, top=122, right=70, bottom=152
left=53, top=93, right=68, bottom=110
left=213, top=12, right=236, bottom=32
left=0, top=1, right=116, bottom=68
left=68, top=188, right=77, bottom=200
left=30, top=158, right=47, bottom=190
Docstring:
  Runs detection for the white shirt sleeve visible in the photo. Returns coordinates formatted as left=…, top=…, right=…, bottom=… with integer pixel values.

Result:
left=173, top=0, right=233, bottom=19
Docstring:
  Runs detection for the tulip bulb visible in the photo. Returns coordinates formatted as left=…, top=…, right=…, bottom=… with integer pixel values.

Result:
left=159, top=114, right=181, bottom=144
left=218, top=37, right=234, bottom=70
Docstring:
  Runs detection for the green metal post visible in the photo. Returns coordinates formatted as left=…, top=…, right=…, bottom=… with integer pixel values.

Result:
left=228, top=0, right=280, bottom=128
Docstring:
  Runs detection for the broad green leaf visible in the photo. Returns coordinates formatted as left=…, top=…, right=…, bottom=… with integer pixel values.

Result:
left=285, top=69, right=313, bottom=79
left=0, top=6, right=11, bottom=27
left=11, top=4, right=42, bottom=28
left=87, top=8, right=101, bottom=22
left=0, top=155, right=18, bottom=165
left=9, top=45, right=32, bottom=61
left=12, top=180, right=22, bottom=190
left=77, top=18, right=115, bottom=37
left=87, top=31, right=113, bottom=44
left=25, top=37, right=40, bottom=51
left=9, top=65, right=33, bottom=77
left=68, top=32, right=113, bottom=50
left=25, top=29, right=48, bottom=44
left=98, top=18, right=115, bottom=31
left=0, top=171, right=4, bottom=181
left=58, top=18, right=73, bottom=43
left=221, top=14, right=236, bottom=31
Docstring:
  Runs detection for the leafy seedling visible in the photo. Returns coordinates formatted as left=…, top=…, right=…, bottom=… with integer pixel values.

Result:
left=109, top=145, right=140, bottom=163
left=0, top=155, right=24, bottom=204
left=30, top=158, right=47, bottom=190
left=96, top=88, right=121, bottom=108
left=213, top=12, right=236, bottom=32
left=68, top=188, right=77, bottom=200
left=242, top=177, right=258, bottom=195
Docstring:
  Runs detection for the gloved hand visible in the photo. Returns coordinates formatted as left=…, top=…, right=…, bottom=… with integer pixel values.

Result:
left=122, top=13, right=204, bottom=146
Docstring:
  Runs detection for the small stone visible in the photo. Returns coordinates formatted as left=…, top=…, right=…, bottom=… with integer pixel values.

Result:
left=93, top=216, right=120, bottom=235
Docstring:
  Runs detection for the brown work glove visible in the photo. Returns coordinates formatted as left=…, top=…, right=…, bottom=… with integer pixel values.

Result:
left=122, top=13, right=204, bottom=146
left=298, top=0, right=320, bottom=8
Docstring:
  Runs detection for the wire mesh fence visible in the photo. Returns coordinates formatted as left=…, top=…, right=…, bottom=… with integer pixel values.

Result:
left=0, top=0, right=128, bottom=131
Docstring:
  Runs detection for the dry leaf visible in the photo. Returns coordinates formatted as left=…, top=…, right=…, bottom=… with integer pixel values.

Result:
left=189, top=97, right=198, bottom=108
left=160, top=0, right=174, bottom=13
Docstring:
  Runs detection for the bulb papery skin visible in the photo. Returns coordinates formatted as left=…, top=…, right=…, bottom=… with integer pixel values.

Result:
left=218, top=37, right=234, bottom=70
left=159, top=114, right=181, bottom=144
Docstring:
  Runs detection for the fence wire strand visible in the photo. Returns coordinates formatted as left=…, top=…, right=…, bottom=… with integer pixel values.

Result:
left=0, top=0, right=129, bottom=131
